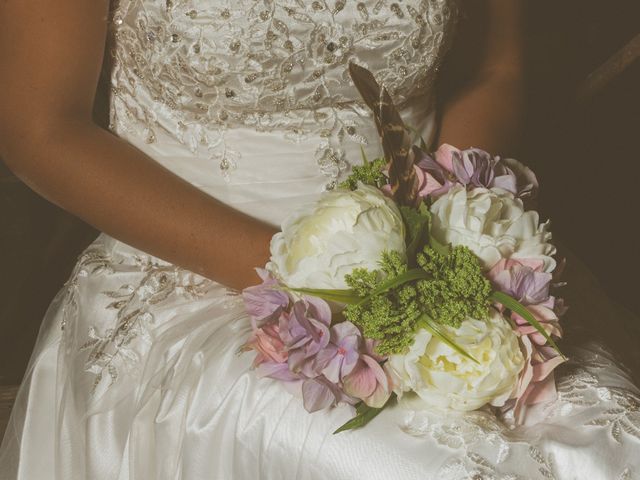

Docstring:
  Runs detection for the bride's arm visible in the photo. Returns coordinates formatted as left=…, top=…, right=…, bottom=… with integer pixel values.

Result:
left=0, top=0, right=275, bottom=290
left=437, top=0, right=524, bottom=153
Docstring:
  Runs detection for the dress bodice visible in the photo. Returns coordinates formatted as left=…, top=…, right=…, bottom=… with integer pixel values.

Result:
left=108, top=0, right=457, bottom=224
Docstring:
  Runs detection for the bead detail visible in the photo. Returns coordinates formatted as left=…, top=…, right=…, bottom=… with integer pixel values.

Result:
left=107, top=0, right=457, bottom=183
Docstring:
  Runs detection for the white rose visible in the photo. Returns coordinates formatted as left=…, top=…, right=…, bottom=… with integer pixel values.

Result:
left=387, top=309, right=524, bottom=411
left=268, top=183, right=406, bottom=289
left=430, top=185, right=556, bottom=272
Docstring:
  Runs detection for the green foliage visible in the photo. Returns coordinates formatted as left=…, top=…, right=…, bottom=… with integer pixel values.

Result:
left=339, top=157, right=387, bottom=190
left=416, top=246, right=492, bottom=328
left=344, top=252, right=421, bottom=355
left=333, top=394, right=395, bottom=434
left=343, top=246, right=492, bottom=356
left=400, top=203, right=431, bottom=266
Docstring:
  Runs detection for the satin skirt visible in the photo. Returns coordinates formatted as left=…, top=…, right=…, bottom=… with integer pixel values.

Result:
left=2, top=232, right=640, bottom=480
left=3, top=101, right=640, bottom=479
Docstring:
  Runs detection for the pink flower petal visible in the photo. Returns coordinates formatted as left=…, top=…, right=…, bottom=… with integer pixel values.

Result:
left=434, top=143, right=459, bottom=172
left=256, top=362, right=299, bottom=382
left=343, top=359, right=377, bottom=399
left=361, top=355, right=389, bottom=392
left=302, top=378, right=336, bottom=412
left=524, top=374, right=558, bottom=405
left=531, top=355, right=566, bottom=383
left=364, top=381, right=391, bottom=408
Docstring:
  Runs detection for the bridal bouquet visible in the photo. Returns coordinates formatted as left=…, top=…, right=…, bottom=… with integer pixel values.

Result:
left=241, top=64, right=567, bottom=432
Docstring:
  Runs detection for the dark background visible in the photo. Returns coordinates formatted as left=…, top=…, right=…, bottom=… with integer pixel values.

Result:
left=1, top=0, right=639, bottom=388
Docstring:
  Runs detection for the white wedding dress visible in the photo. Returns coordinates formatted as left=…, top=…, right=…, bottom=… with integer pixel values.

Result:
left=2, top=1, right=640, bottom=479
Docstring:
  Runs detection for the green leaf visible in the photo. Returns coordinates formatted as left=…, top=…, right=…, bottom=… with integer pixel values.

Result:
left=287, top=287, right=362, bottom=304
left=419, top=313, right=480, bottom=364
left=400, top=205, right=431, bottom=266
left=360, top=145, right=369, bottom=165
left=427, top=233, right=450, bottom=257
left=356, top=268, right=431, bottom=306
left=333, top=395, right=394, bottom=434
left=490, top=291, right=566, bottom=359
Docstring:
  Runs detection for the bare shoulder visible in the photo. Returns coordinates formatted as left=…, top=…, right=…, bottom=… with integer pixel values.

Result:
left=443, top=0, right=524, bottom=86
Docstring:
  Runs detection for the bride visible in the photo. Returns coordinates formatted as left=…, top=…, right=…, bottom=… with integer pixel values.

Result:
left=1, top=0, right=639, bottom=478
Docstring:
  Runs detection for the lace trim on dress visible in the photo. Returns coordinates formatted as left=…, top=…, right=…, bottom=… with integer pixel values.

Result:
left=62, top=246, right=214, bottom=395
left=400, top=344, right=640, bottom=479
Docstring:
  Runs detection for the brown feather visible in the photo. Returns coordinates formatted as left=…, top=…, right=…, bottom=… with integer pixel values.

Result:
left=348, top=62, right=418, bottom=207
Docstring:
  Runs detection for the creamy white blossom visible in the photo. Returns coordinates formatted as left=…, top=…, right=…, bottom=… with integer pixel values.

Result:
left=268, top=184, right=406, bottom=289
left=430, top=185, right=556, bottom=272
left=387, top=309, right=525, bottom=411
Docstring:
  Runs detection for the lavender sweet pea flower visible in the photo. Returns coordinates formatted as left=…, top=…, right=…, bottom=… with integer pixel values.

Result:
left=502, top=157, right=539, bottom=199
left=242, top=269, right=289, bottom=326
left=502, top=298, right=565, bottom=424
left=245, top=312, right=299, bottom=383
left=245, top=322, right=288, bottom=366
left=413, top=146, right=456, bottom=198
left=279, top=296, right=332, bottom=377
left=256, top=360, right=302, bottom=382
left=450, top=148, right=539, bottom=198
left=452, top=148, right=501, bottom=190
left=343, top=355, right=391, bottom=408
left=488, top=258, right=552, bottom=305
left=301, top=376, right=337, bottom=412
left=315, top=321, right=362, bottom=383
left=301, top=376, right=353, bottom=412
left=410, top=143, right=538, bottom=200
left=488, top=257, right=566, bottom=422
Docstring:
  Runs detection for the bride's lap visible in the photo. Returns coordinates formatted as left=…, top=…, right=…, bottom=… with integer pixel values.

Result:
left=3, top=234, right=640, bottom=479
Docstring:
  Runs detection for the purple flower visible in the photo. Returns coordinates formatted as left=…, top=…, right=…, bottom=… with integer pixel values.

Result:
left=502, top=157, right=539, bottom=199
left=256, top=360, right=301, bottom=382
left=279, top=296, right=332, bottom=377
left=407, top=144, right=539, bottom=201
left=301, top=376, right=357, bottom=412
left=315, top=321, right=362, bottom=383
left=242, top=269, right=289, bottom=327
left=413, top=146, right=457, bottom=198
left=453, top=148, right=500, bottom=190
left=488, top=258, right=552, bottom=305
left=343, top=355, right=391, bottom=408
left=451, top=148, right=539, bottom=198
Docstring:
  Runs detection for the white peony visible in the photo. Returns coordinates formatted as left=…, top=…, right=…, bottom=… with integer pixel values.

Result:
left=387, top=309, right=525, bottom=411
left=430, top=185, right=556, bottom=272
left=268, top=183, right=406, bottom=289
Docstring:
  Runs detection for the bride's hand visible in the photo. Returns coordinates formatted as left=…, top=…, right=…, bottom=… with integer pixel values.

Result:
left=0, top=0, right=277, bottom=290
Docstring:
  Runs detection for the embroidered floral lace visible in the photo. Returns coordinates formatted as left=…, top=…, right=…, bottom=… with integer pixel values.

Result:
left=108, top=0, right=456, bottom=185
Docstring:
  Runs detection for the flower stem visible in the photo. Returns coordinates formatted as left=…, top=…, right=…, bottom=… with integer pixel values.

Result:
left=286, top=286, right=362, bottom=305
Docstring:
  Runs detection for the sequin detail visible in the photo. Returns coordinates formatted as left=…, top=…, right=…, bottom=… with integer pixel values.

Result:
left=107, top=0, right=457, bottom=186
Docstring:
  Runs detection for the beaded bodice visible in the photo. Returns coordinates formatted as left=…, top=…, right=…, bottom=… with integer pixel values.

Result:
left=108, top=0, right=457, bottom=188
